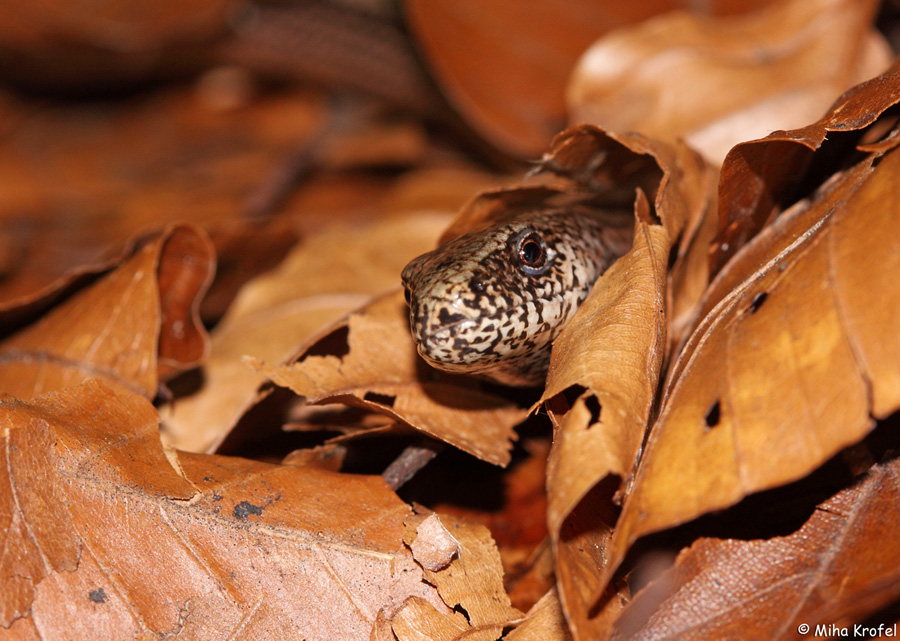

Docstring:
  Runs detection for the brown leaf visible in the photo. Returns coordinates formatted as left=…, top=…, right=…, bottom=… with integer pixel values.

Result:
left=0, top=379, right=481, bottom=639
left=0, top=87, right=347, bottom=305
left=504, top=589, right=573, bottom=641
left=544, top=221, right=668, bottom=537
left=613, top=454, right=900, bottom=640
left=516, top=126, right=711, bottom=638
left=160, top=212, right=450, bottom=453
left=713, top=57, right=900, bottom=272
left=401, top=512, right=523, bottom=641
left=604, top=118, right=900, bottom=592
left=568, top=0, right=890, bottom=165
left=255, top=290, right=526, bottom=466
left=0, top=224, right=213, bottom=400
left=390, top=597, right=471, bottom=641
left=404, top=0, right=749, bottom=158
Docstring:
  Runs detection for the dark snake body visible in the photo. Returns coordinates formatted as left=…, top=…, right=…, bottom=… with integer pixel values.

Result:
left=401, top=210, right=633, bottom=386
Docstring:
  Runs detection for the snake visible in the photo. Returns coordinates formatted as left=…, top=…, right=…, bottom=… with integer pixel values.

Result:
left=401, top=210, right=634, bottom=386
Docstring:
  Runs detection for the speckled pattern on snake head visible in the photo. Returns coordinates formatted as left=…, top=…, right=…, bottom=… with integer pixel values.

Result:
left=401, top=210, right=634, bottom=386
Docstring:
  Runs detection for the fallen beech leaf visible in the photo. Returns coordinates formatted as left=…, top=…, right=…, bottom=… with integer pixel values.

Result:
left=0, top=224, right=213, bottom=400
left=391, top=597, right=471, bottom=641
left=1, top=379, right=470, bottom=640
left=543, top=220, right=668, bottom=530
left=712, top=58, right=900, bottom=272
left=604, top=120, right=900, bottom=592
left=542, top=220, right=668, bottom=641
left=402, top=512, right=523, bottom=641
left=568, top=0, right=890, bottom=165
left=552, top=479, right=630, bottom=641
left=160, top=213, right=450, bottom=453
left=404, top=0, right=710, bottom=158
left=255, top=290, right=526, bottom=466
left=505, top=589, right=572, bottom=641
left=517, top=126, right=710, bottom=638
left=613, top=454, right=900, bottom=640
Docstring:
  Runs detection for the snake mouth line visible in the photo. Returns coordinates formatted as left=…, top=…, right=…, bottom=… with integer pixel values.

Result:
left=414, top=295, right=568, bottom=350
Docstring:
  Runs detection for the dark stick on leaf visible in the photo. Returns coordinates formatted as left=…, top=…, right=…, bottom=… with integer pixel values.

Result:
left=382, top=438, right=445, bottom=491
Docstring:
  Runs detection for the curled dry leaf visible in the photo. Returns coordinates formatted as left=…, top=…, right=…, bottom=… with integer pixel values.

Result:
left=567, top=0, right=891, bottom=165
left=1, top=379, right=490, bottom=640
left=613, top=453, right=900, bottom=640
left=160, top=212, right=450, bottom=453
left=255, top=290, right=526, bottom=466
left=712, top=58, right=900, bottom=272
left=603, top=105, right=900, bottom=595
left=0, top=224, right=213, bottom=400
left=513, top=126, right=711, bottom=639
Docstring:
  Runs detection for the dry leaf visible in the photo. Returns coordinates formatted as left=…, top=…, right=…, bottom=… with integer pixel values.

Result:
left=0, top=0, right=229, bottom=90
left=400, top=511, right=523, bottom=641
left=404, top=0, right=754, bottom=158
left=160, top=212, right=450, bottom=453
left=0, top=379, right=477, bottom=640
left=568, top=0, right=890, bottom=164
left=603, top=100, right=900, bottom=595
left=0, top=224, right=213, bottom=400
left=509, top=126, right=711, bottom=639
left=255, top=290, right=526, bottom=466
left=712, top=57, right=900, bottom=272
left=390, top=597, right=471, bottom=641
left=613, top=453, right=900, bottom=640
left=0, top=88, right=326, bottom=304
left=504, top=589, right=573, bottom=641
left=410, top=514, right=460, bottom=572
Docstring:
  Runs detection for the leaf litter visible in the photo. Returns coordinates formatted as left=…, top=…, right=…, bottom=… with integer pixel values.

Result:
left=3, top=3, right=900, bottom=640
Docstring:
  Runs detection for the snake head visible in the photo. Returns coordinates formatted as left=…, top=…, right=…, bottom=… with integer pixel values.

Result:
left=401, top=211, right=631, bottom=386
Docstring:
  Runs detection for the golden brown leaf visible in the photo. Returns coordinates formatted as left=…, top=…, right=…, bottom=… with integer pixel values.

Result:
left=504, top=589, right=572, bottom=641
left=0, top=88, right=325, bottom=304
left=404, top=0, right=759, bottom=158
left=613, top=453, right=900, bottom=640
left=713, top=58, right=900, bottom=272
left=160, top=212, right=450, bottom=453
left=604, top=119, right=900, bottom=593
left=401, top=512, right=523, bottom=641
left=0, top=225, right=213, bottom=400
left=255, top=290, right=526, bottom=466
left=510, top=126, right=711, bottom=638
left=568, top=0, right=890, bottom=165
left=0, top=379, right=485, bottom=640
left=390, top=597, right=471, bottom=641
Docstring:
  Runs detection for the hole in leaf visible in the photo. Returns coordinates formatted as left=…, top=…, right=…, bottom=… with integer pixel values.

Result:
left=561, top=385, right=587, bottom=408
left=364, top=391, right=397, bottom=408
left=704, top=400, right=721, bottom=430
left=584, top=394, right=602, bottom=425
left=304, top=325, right=350, bottom=359
left=748, top=291, right=768, bottom=314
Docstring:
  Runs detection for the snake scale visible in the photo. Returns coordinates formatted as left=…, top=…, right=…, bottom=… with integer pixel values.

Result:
left=402, top=210, right=634, bottom=386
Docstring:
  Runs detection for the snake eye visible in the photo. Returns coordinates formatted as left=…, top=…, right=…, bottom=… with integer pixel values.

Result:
left=520, top=236, right=543, bottom=265
left=515, top=231, right=553, bottom=275
left=404, top=287, right=412, bottom=305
